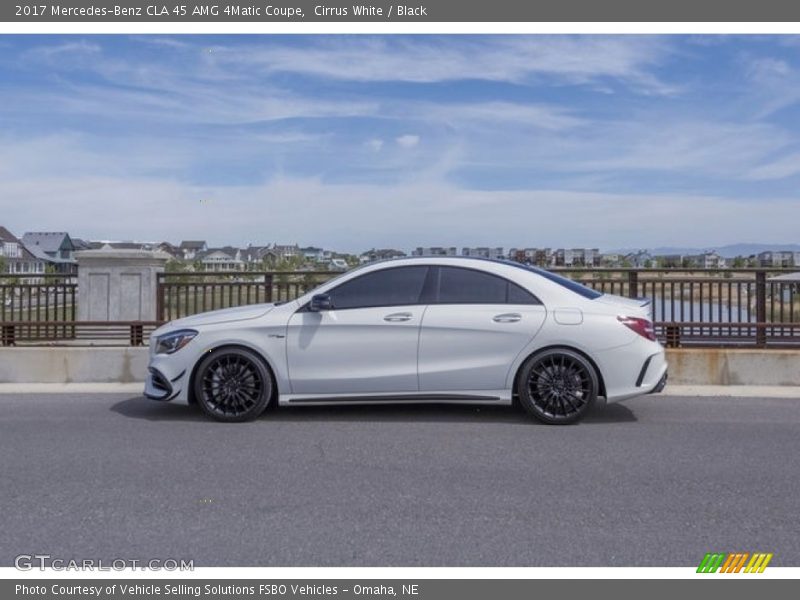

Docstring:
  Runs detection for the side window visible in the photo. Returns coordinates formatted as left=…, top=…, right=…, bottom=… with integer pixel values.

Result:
left=507, top=281, right=541, bottom=305
left=437, top=267, right=541, bottom=305
left=329, top=266, right=429, bottom=309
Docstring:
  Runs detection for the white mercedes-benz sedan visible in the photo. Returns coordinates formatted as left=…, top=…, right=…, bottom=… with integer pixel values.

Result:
left=144, top=257, right=667, bottom=424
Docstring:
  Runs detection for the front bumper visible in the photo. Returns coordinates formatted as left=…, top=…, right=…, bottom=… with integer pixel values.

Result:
left=144, top=366, right=186, bottom=402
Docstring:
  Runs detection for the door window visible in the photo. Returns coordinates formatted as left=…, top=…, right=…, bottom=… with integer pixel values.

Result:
left=436, top=266, right=541, bottom=305
left=329, top=266, right=429, bottom=309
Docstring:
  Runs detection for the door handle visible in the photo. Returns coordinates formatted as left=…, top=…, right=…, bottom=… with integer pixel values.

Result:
left=493, top=313, right=522, bottom=323
left=384, top=312, right=412, bottom=322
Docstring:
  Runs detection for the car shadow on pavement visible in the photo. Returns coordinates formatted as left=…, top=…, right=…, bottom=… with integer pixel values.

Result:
left=110, top=396, right=637, bottom=425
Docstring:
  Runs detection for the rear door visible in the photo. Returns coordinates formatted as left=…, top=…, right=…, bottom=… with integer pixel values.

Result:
left=418, top=266, right=546, bottom=391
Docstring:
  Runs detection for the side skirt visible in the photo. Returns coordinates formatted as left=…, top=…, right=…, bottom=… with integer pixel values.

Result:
left=279, top=390, right=513, bottom=406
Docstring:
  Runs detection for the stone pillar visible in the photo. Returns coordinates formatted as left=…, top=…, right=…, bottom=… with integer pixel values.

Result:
left=75, top=249, right=170, bottom=321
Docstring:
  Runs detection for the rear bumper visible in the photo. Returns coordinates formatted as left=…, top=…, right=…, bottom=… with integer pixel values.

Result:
left=649, top=371, right=668, bottom=394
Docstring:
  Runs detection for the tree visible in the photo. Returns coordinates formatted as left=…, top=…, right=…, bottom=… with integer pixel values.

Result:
left=165, top=259, right=186, bottom=273
left=731, top=256, right=745, bottom=268
left=0, top=256, right=6, bottom=274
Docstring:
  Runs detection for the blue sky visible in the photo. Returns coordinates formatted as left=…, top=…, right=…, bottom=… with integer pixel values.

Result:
left=1, top=34, right=799, bottom=251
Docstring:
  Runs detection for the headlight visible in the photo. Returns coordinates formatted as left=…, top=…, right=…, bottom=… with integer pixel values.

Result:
left=155, top=329, right=198, bottom=355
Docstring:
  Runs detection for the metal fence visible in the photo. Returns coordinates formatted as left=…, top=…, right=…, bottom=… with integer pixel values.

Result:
left=0, top=273, right=76, bottom=323
left=156, top=270, right=340, bottom=321
left=557, top=268, right=799, bottom=347
left=1, top=268, right=799, bottom=347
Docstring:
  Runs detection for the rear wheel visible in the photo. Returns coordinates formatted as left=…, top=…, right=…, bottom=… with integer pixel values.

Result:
left=194, top=348, right=273, bottom=422
left=517, top=349, right=598, bottom=424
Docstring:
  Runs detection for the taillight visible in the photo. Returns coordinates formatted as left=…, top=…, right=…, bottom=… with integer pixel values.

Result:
left=617, top=315, right=656, bottom=341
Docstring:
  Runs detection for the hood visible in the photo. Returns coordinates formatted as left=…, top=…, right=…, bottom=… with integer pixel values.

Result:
left=593, top=294, right=652, bottom=318
left=160, top=303, right=276, bottom=331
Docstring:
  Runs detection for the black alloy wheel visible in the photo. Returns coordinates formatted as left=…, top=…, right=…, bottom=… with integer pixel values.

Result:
left=194, top=347, right=273, bottom=422
left=517, top=349, right=598, bottom=424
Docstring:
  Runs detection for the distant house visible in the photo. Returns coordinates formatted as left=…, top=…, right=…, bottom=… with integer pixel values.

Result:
left=21, top=231, right=77, bottom=273
left=508, top=248, right=552, bottom=266
left=0, top=226, right=46, bottom=274
left=271, top=243, right=301, bottom=258
left=87, top=240, right=159, bottom=251
left=196, top=247, right=244, bottom=272
left=411, top=247, right=457, bottom=257
left=158, top=242, right=181, bottom=259
left=300, top=246, right=333, bottom=263
left=685, top=251, right=726, bottom=269
left=758, top=251, right=796, bottom=268
left=599, top=253, right=620, bottom=267
left=624, top=251, right=652, bottom=268
left=179, top=240, right=208, bottom=260
left=359, top=248, right=407, bottom=263
left=462, top=247, right=504, bottom=260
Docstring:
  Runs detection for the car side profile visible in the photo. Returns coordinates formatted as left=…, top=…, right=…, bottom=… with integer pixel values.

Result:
left=144, top=257, right=667, bottom=424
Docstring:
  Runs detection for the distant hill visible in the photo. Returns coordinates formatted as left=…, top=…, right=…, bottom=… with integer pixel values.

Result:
left=610, top=243, right=800, bottom=258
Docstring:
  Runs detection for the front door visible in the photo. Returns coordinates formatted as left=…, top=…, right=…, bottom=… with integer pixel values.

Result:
left=286, top=266, right=430, bottom=395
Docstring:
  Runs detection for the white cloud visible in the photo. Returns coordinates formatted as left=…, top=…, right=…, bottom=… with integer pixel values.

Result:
left=212, top=36, right=677, bottom=94
left=395, top=134, right=420, bottom=148
left=2, top=171, right=798, bottom=252
left=746, top=152, right=800, bottom=180
left=366, top=139, right=384, bottom=152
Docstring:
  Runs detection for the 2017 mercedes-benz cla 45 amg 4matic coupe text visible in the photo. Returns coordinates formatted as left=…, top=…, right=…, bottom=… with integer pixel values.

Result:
left=145, top=257, right=668, bottom=424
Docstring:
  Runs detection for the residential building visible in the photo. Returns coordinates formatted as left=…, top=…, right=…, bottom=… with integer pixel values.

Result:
left=412, top=247, right=457, bottom=257
left=462, top=247, right=504, bottom=259
left=271, top=243, right=301, bottom=258
left=179, top=240, right=208, bottom=260
left=758, top=250, right=797, bottom=268
left=0, top=226, right=46, bottom=274
left=300, top=246, right=332, bottom=263
left=21, top=231, right=77, bottom=273
left=508, top=248, right=552, bottom=266
left=623, top=250, right=653, bottom=268
left=359, top=248, right=407, bottom=263
left=599, top=253, right=620, bottom=267
left=196, top=247, right=245, bottom=272
left=685, top=251, right=726, bottom=269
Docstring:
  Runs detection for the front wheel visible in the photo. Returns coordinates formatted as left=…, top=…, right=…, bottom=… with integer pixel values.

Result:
left=194, top=347, right=274, bottom=422
left=517, top=349, right=598, bottom=424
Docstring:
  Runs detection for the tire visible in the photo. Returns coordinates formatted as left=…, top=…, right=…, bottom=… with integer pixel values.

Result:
left=517, top=348, right=599, bottom=425
left=193, top=347, right=274, bottom=422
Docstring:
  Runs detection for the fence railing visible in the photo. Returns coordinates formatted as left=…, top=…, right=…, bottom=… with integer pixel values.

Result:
left=1, top=267, right=799, bottom=347
left=0, top=321, right=161, bottom=346
left=0, top=273, right=77, bottom=324
left=156, top=271, right=341, bottom=321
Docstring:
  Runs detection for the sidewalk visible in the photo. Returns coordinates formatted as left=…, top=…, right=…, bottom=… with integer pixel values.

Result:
left=0, top=383, right=797, bottom=398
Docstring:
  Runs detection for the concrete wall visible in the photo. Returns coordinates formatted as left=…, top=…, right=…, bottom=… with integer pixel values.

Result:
left=0, top=347, right=149, bottom=384
left=666, top=348, right=800, bottom=386
left=0, top=347, right=798, bottom=386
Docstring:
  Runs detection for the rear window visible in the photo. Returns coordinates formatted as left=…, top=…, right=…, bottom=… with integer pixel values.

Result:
left=522, top=265, right=603, bottom=300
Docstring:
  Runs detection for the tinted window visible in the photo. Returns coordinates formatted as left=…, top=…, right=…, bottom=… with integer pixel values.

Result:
left=330, top=266, right=428, bottom=309
left=437, top=267, right=540, bottom=305
left=523, top=266, right=603, bottom=299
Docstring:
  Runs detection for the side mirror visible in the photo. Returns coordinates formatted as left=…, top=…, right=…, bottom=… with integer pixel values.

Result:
left=309, top=293, right=333, bottom=312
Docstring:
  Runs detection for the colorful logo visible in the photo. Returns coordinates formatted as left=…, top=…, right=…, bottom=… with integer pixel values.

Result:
left=697, top=552, right=773, bottom=573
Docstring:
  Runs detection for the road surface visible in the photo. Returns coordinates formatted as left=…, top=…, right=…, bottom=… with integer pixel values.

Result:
left=1, top=393, right=798, bottom=566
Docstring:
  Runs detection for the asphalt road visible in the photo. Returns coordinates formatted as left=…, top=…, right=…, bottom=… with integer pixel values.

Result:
left=1, top=393, right=799, bottom=567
